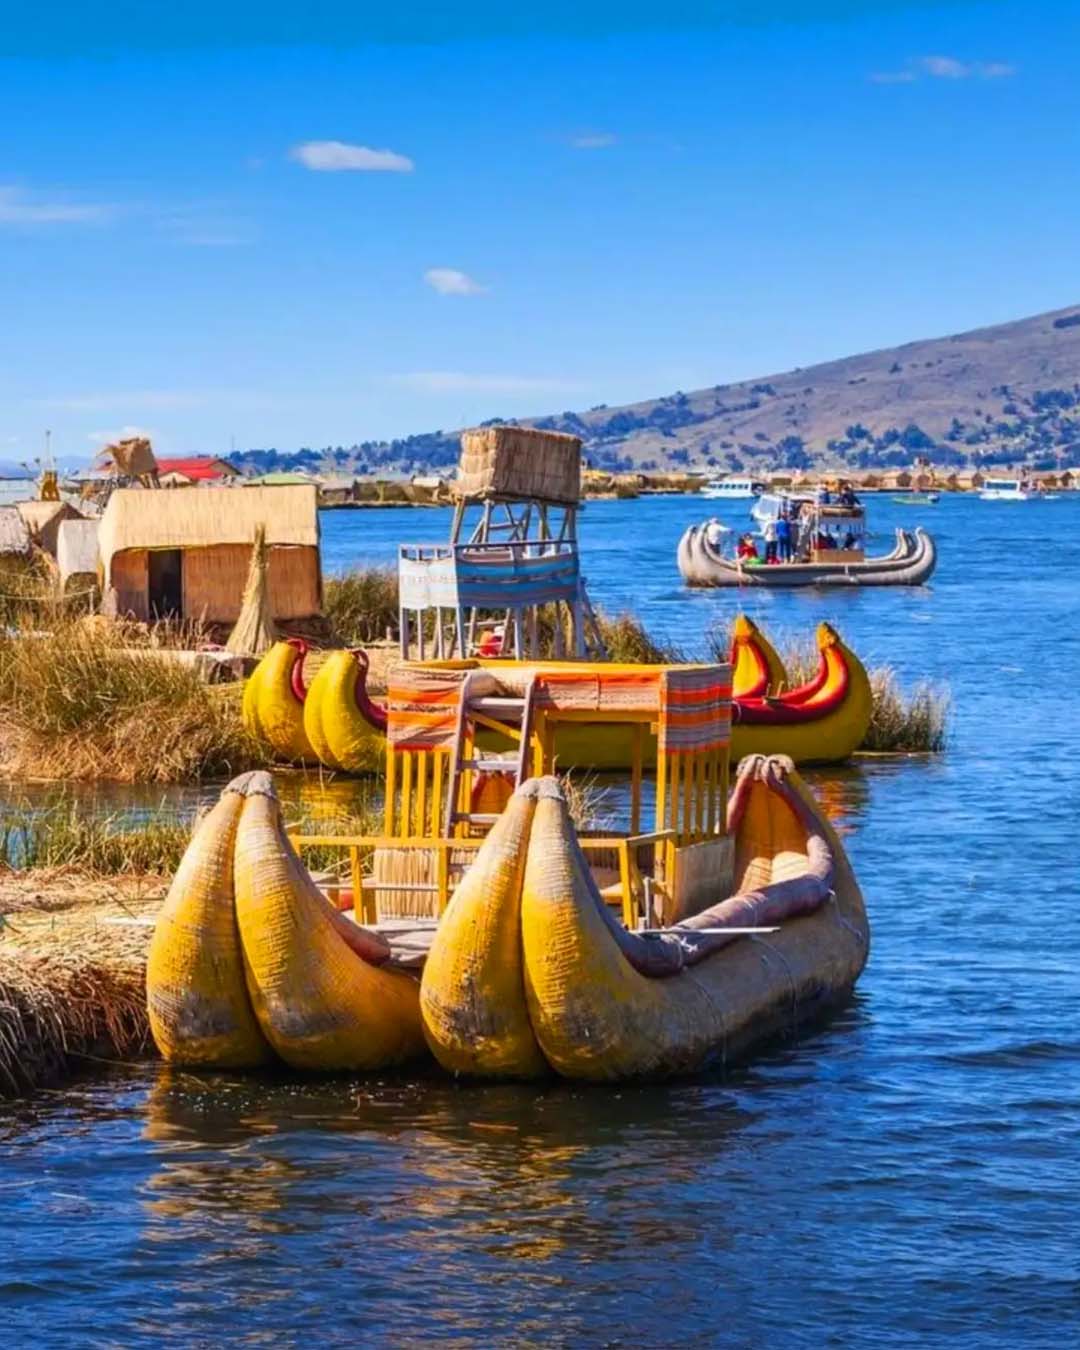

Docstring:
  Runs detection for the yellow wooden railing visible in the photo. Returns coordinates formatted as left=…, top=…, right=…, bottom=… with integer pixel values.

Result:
left=290, top=828, right=678, bottom=930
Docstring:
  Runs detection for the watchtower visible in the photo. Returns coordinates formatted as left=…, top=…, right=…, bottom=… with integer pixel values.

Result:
left=398, top=426, right=604, bottom=661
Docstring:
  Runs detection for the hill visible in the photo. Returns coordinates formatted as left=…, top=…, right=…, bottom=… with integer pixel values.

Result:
left=234, top=303, right=1080, bottom=479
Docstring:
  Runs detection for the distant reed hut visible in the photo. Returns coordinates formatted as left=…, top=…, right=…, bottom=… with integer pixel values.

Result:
left=98, top=485, right=322, bottom=625
left=16, top=499, right=83, bottom=559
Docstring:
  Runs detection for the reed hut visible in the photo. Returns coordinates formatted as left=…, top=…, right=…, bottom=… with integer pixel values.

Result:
left=16, top=499, right=83, bottom=559
left=98, top=485, right=321, bottom=624
left=56, top=518, right=101, bottom=600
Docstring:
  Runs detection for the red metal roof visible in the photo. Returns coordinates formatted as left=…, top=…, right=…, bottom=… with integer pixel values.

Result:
left=155, top=456, right=238, bottom=481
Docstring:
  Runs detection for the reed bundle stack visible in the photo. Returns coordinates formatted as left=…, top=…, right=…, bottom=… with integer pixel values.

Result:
left=0, top=886, right=156, bottom=1093
left=456, top=426, right=582, bottom=505
left=226, top=524, right=279, bottom=656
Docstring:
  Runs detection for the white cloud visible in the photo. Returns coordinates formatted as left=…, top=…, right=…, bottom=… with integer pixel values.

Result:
left=570, top=132, right=617, bottom=149
left=394, top=371, right=587, bottom=395
left=423, top=267, right=487, bottom=297
left=290, top=140, right=414, bottom=172
left=87, top=424, right=157, bottom=446
left=870, top=55, right=1016, bottom=84
left=921, top=55, right=970, bottom=79
left=0, top=186, right=116, bottom=225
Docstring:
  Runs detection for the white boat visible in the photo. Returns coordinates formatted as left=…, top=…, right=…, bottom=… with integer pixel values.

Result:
left=980, top=477, right=1031, bottom=501
left=702, top=476, right=763, bottom=500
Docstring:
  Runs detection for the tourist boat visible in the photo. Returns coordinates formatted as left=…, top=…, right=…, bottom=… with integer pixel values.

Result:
left=152, top=656, right=869, bottom=1079
left=678, top=519, right=936, bottom=587
left=701, top=475, right=763, bottom=500
left=980, top=477, right=1031, bottom=501
left=245, top=617, right=872, bottom=771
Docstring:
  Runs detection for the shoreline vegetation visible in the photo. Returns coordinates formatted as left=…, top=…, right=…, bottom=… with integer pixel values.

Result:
left=0, top=570, right=949, bottom=788
left=316, top=469, right=1076, bottom=509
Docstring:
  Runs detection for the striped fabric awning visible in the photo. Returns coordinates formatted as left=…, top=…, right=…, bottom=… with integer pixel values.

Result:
left=658, top=666, right=732, bottom=754
left=387, top=667, right=470, bottom=749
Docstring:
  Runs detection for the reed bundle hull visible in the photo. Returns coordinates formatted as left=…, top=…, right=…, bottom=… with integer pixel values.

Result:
left=421, top=759, right=868, bottom=1081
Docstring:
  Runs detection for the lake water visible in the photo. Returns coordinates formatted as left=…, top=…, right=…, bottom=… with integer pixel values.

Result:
left=3, top=494, right=1079, bottom=1346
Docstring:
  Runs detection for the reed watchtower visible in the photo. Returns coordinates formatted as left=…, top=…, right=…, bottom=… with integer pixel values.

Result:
left=397, top=426, right=604, bottom=660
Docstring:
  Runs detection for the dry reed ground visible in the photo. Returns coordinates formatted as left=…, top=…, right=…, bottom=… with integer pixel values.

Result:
left=0, top=873, right=161, bottom=1094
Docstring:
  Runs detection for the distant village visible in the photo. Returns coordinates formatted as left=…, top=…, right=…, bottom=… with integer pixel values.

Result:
left=2, top=451, right=1076, bottom=520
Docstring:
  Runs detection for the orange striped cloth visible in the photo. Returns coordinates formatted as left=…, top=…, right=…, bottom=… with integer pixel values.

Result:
left=387, top=667, right=468, bottom=749
left=658, top=666, right=732, bottom=754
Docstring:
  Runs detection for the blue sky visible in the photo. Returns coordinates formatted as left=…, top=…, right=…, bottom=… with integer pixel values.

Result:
left=2, top=1, right=1078, bottom=463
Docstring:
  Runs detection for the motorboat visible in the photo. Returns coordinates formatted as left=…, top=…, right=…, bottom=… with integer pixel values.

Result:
left=980, top=477, right=1031, bottom=501
left=701, top=475, right=764, bottom=500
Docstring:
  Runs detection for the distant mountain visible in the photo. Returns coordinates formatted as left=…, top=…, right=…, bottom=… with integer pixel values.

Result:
left=232, top=303, right=1080, bottom=479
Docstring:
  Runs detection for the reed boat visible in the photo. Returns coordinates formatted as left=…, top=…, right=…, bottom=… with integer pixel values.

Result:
left=480, top=616, right=865, bottom=768
left=677, top=523, right=937, bottom=587
left=152, top=654, right=868, bottom=1082
left=421, top=757, right=868, bottom=1081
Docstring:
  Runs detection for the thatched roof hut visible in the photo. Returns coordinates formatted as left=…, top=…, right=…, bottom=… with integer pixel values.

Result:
left=16, top=500, right=83, bottom=559
left=57, top=518, right=101, bottom=599
left=98, top=485, right=321, bottom=624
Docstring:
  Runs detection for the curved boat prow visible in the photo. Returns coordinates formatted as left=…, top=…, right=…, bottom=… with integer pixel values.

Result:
left=303, top=647, right=387, bottom=773
left=731, top=614, right=789, bottom=698
left=730, top=622, right=872, bottom=763
left=242, top=638, right=318, bottom=763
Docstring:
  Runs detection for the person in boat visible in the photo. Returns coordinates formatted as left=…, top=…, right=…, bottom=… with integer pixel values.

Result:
left=762, top=516, right=779, bottom=563
left=736, top=533, right=759, bottom=563
left=776, top=511, right=792, bottom=562
left=477, top=624, right=506, bottom=658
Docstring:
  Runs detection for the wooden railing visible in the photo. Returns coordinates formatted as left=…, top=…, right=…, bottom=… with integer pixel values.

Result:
left=289, top=828, right=679, bottom=929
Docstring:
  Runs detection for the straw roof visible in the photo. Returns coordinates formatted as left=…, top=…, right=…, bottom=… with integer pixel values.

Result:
left=57, top=518, right=101, bottom=584
left=0, top=505, right=32, bottom=557
left=98, top=485, right=319, bottom=583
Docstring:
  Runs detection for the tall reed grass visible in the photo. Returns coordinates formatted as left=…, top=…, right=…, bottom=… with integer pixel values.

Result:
left=0, top=620, right=259, bottom=782
left=324, top=568, right=400, bottom=645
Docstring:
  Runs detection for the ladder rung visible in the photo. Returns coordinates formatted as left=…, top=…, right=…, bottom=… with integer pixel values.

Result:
left=470, top=696, right=527, bottom=712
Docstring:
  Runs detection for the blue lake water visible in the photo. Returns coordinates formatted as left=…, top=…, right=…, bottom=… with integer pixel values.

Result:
left=3, top=493, right=1079, bottom=1346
